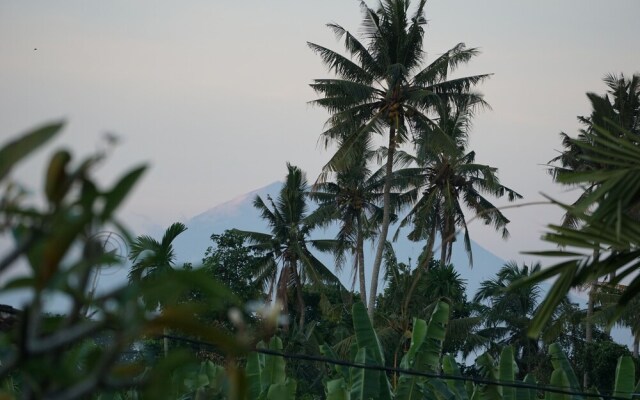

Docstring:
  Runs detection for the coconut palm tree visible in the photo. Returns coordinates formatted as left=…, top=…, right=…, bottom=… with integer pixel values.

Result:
left=128, top=221, right=187, bottom=357
left=309, top=0, right=490, bottom=316
left=235, top=164, right=343, bottom=330
left=309, top=136, right=409, bottom=308
left=392, top=98, right=520, bottom=315
left=400, top=98, right=521, bottom=266
left=309, top=141, right=384, bottom=306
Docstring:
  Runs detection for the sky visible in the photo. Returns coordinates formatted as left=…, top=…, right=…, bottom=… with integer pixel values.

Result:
left=1, top=0, right=639, bottom=264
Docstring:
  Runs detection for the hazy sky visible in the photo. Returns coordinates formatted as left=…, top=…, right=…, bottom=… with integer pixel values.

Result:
left=1, top=0, right=639, bottom=263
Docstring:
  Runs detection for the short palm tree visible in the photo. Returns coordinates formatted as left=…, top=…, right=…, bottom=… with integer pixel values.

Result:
left=128, top=222, right=187, bottom=307
left=309, top=0, right=490, bottom=316
left=400, top=98, right=521, bottom=266
left=128, top=221, right=187, bottom=357
left=309, top=137, right=408, bottom=308
left=392, top=99, right=520, bottom=315
left=235, top=164, right=343, bottom=330
left=474, top=262, right=541, bottom=375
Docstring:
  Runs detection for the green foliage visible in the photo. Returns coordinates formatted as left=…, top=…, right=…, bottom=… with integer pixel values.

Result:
left=202, top=230, right=263, bottom=305
left=578, top=340, right=634, bottom=394
left=175, top=360, right=227, bottom=399
left=380, top=258, right=466, bottom=318
left=323, top=302, right=393, bottom=400
left=474, top=262, right=556, bottom=377
left=377, top=255, right=481, bottom=360
left=548, top=343, right=582, bottom=395
left=246, top=337, right=297, bottom=400
left=0, top=121, right=63, bottom=181
left=524, top=73, right=640, bottom=336
left=395, top=302, right=449, bottom=400
left=613, top=356, right=635, bottom=400
left=235, top=163, right=344, bottom=330
left=0, top=123, right=250, bottom=399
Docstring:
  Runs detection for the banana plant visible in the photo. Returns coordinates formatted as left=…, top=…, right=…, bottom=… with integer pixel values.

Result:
left=548, top=343, right=582, bottom=400
left=322, top=302, right=393, bottom=400
left=246, top=337, right=297, bottom=400
left=319, top=301, right=640, bottom=400
left=167, top=360, right=226, bottom=400
left=395, top=301, right=450, bottom=400
left=455, top=346, right=536, bottom=400
left=323, top=301, right=453, bottom=400
left=613, top=356, right=636, bottom=400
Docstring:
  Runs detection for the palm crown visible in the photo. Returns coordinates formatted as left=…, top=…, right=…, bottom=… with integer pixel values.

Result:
left=235, top=163, right=343, bottom=330
left=309, top=137, right=403, bottom=304
left=396, top=98, right=521, bottom=265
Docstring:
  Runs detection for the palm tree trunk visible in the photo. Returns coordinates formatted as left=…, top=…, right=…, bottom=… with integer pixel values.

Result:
left=278, top=266, right=290, bottom=332
left=291, top=260, right=306, bottom=330
left=440, top=217, right=449, bottom=264
left=163, top=328, right=169, bottom=358
left=356, top=214, right=367, bottom=305
left=584, top=249, right=599, bottom=388
left=402, top=224, right=437, bottom=320
left=583, top=286, right=594, bottom=389
left=368, top=127, right=396, bottom=318
left=440, top=240, right=447, bottom=265
left=586, top=287, right=594, bottom=344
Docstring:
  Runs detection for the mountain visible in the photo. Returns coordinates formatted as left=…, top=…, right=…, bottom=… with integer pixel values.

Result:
left=173, top=181, right=507, bottom=298
left=173, top=182, right=283, bottom=263
left=175, top=183, right=633, bottom=347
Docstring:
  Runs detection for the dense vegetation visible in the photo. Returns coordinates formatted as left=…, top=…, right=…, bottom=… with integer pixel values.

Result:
left=0, top=0, right=638, bottom=398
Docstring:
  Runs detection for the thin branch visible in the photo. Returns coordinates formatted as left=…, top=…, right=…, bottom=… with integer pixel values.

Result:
left=436, top=201, right=553, bottom=256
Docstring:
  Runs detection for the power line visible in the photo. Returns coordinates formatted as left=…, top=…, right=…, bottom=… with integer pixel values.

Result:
left=159, top=334, right=637, bottom=400
left=255, top=347, right=633, bottom=400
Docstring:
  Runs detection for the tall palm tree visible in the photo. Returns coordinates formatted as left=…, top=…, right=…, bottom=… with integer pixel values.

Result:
left=128, top=222, right=187, bottom=357
left=393, top=98, right=520, bottom=314
left=399, top=98, right=521, bottom=266
left=309, top=137, right=409, bottom=308
left=309, top=0, right=490, bottom=316
left=235, top=164, right=343, bottom=330
left=309, top=141, right=385, bottom=306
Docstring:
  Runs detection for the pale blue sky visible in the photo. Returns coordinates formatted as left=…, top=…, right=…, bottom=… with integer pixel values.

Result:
left=1, top=0, right=639, bottom=262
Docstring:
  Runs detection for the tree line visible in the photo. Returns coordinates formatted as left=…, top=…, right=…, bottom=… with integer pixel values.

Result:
left=0, top=0, right=638, bottom=398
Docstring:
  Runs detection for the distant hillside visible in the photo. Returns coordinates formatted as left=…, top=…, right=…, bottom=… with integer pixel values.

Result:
left=173, top=181, right=507, bottom=298
left=175, top=186, right=631, bottom=347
